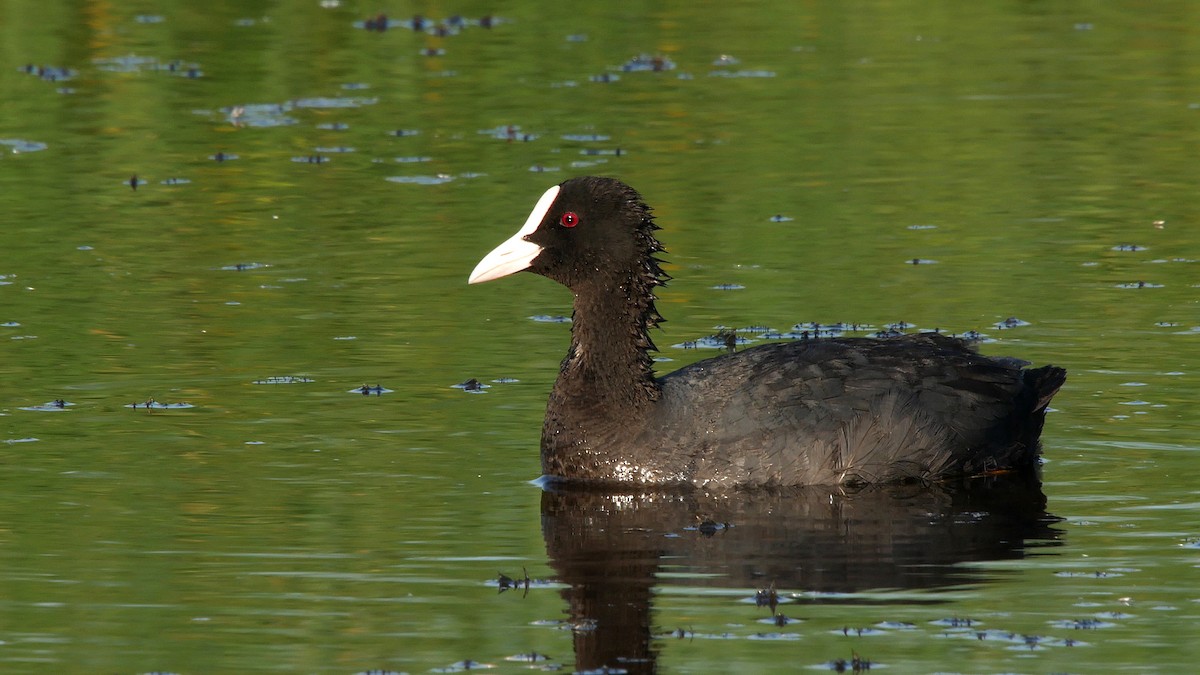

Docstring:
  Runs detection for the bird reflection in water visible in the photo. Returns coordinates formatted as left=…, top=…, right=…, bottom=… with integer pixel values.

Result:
left=536, top=473, right=1061, bottom=674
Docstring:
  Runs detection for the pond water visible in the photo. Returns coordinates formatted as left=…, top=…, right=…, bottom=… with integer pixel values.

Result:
left=1, top=1, right=1198, bottom=673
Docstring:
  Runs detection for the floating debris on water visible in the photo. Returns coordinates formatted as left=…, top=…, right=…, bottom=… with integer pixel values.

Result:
left=496, top=568, right=533, bottom=594
left=314, top=146, right=355, bottom=154
left=932, top=617, right=980, bottom=628
left=758, top=613, right=801, bottom=626
left=291, top=155, right=330, bottom=164
left=160, top=177, right=191, bottom=185
left=562, top=133, right=610, bottom=142
left=818, top=653, right=874, bottom=672
left=316, top=122, right=350, bottom=130
left=748, top=632, right=801, bottom=641
left=126, top=399, right=195, bottom=410
left=589, top=73, right=620, bottom=83
left=389, top=129, right=420, bottom=137
left=713, top=54, right=741, bottom=66
left=393, top=156, right=432, bottom=163
left=491, top=377, right=519, bottom=384
left=293, top=96, right=378, bottom=109
left=19, top=400, right=73, bottom=412
left=711, top=283, right=745, bottom=290
left=1112, top=244, right=1147, bottom=252
left=709, top=69, right=776, bottom=78
left=528, top=165, right=560, bottom=173
left=834, top=626, right=885, bottom=637
left=672, top=333, right=756, bottom=350
left=4, top=438, right=39, bottom=445
left=579, top=147, right=625, bottom=156
left=18, top=64, right=77, bottom=82
left=0, top=139, right=49, bottom=153
left=93, top=54, right=203, bottom=78
left=219, top=262, right=269, bottom=271
left=452, top=378, right=490, bottom=393
left=1054, top=570, right=1125, bottom=578
left=386, top=174, right=454, bottom=185
left=1115, top=281, right=1163, bottom=289
left=908, top=258, right=938, bottom=265
left=751, top=583, right=781, bottom=612
left=479, top=125, right=538, bottom=142
left=769, top=214, right=794, bottom=222
left=350, top=385, right=392, bottom=396
left=209, top=151, right=239, bottom=161
left=908, top=223, right=938, bottom=230
left=505, top=652, right=552, bottom=663
left=253, top=376, right=314, bottom=384
left=223, top=104, right=297, bottom=128
left=430, top=660, right=496, bottom=673
left=621, top=54, right=676, bottom=72
left=530, top=315, right=571, bottom=323
left=994, top=316, right=1032, bottom=329
left=1048, top=618, right=1117, bottom=630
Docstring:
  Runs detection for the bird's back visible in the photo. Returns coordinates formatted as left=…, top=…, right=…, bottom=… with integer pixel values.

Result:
left=647, top=333, right=1065, bottom=487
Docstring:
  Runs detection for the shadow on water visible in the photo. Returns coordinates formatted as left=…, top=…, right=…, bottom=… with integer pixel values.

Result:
left=540, top=473, right=1062, bottom=674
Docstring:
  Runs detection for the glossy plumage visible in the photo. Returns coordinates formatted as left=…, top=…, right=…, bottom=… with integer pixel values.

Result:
left=469, top=176, right=1066, bottom=487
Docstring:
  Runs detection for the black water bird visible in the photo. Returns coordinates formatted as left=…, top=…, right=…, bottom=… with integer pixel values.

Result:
left=468, top=176, right=1066, bottom=487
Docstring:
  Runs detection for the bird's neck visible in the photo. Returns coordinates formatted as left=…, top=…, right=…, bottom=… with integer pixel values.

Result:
left=556, top=272, right=662, bottom=409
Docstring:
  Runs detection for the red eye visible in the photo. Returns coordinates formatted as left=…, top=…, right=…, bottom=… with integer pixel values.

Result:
left=559, top=212, right=579, bottom=228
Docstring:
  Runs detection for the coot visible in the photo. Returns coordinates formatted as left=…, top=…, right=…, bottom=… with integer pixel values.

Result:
left=469, top=176, right=1066, bottom=487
